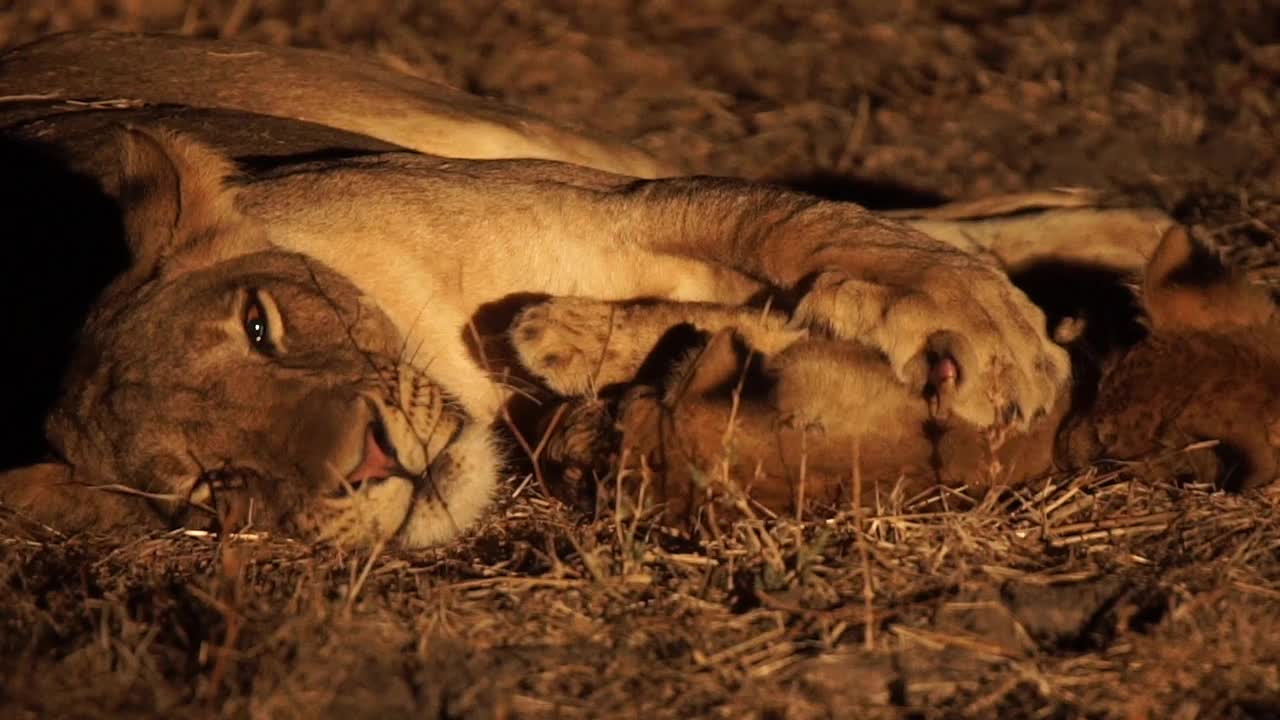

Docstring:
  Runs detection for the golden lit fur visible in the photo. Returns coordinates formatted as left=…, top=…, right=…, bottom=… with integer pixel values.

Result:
left=0, top=32, right=1194, bottom=546
left=521, top=227, right=1279, bottom=523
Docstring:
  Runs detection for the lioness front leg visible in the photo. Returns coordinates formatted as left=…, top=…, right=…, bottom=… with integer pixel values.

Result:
left=244, top=156, right=1068, bottom=431
left=607, top=179, right=1071, bottom=430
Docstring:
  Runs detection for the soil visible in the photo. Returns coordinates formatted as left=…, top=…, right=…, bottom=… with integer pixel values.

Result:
left=2, top=1, right=1279, bottom=718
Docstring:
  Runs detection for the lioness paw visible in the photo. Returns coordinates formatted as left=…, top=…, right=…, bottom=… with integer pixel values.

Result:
left=791, top=264, right=1070, bottom=429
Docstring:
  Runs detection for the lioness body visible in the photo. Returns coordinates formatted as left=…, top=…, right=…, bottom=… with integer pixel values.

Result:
left=0, top=32, right=1184, bottom=547
left=2, top=31, right=673, bottom=178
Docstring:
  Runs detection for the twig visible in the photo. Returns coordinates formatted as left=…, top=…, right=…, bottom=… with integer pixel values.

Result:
left=1047, top=523, right=1172, bottom=547
left=1232, top=580, right=1280, bottom=601
left=851, top=439, right=875, bottom=650
left=0, top=93, right=62, bottom=102
left=179, top=529, right=267, bottom=542
left=344, top=537, right=387, bottom=617
left=1014, top=511, right=1180, bottom=541
left=92, top=483, right=216, bottom=516
left=894, top=626, right=1022, bottom=660
left=694, top=626, right=787, bottom=667
left=429, top=577, right=585, bottom=591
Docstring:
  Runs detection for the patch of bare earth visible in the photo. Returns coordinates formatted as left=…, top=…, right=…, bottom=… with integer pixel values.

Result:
left=2, top=1, right=1278, bottom=717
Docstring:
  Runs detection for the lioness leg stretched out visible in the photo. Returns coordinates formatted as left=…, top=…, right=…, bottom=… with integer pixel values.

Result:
left=0, top=32, right=1173, bottom=546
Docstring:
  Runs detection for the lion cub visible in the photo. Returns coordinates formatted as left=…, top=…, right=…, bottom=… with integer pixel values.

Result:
left=512, top=226, right=1279, bottom=524
left=1060, top=226, right=1279, bottom=491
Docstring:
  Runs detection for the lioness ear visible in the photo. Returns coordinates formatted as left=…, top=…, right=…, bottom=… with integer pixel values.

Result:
left=1142, top=226, right=1276, bottom=331
left=117, top=126, right=264, bottom=276
left=0, top=462, right=153, bottom=535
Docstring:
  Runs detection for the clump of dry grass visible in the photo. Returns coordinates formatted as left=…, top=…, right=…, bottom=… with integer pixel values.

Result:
left=2, top=1, right=1280, bottom=717
left=5, top=433, right=1278, bottom=716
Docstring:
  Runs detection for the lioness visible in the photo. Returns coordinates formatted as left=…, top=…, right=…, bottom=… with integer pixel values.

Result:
left=517, top=226, right=1279, bottom=524
left=0, top=32, right=1170, bottom=546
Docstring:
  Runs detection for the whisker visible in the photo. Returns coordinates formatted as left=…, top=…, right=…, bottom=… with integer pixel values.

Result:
left=583, top=302, right=620, bottom=401
left=92, top=483, right=217, bottom=517
left=404, top=328, right=434, bottom=369
left=300, top=256, right=403, bottom=409
left=398, top=298, right=433, bottom=365
left=417, top=456, right=462, bottom=537
left=489, top=375, right=543, bottom=405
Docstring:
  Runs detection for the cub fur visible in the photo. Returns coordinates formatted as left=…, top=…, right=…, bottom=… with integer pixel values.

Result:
left=516, top=227, right=1280, bottom=524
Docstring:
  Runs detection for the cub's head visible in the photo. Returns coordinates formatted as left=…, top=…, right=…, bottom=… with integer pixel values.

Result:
left=0, top=129, right=496, bottom=547
left=1062, top=226, right=1280, bottom=489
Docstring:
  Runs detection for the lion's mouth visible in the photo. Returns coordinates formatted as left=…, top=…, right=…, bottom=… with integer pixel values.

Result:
left=344, top=413, right=465, bottom=490
left=346, top=421, right=408, bottom=486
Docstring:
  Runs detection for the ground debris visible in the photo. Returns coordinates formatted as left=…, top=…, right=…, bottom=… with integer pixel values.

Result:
left=2, top=1, right=1279, bottom=717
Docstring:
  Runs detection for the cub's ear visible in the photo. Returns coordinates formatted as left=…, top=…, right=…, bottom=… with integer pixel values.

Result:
left=1142, top=226, right=1276, bottom=331
left=0, top=462, right=157, bottom=536
left=659, top=327, right=754, bottom=405
left=679, top=329, right=748, bottom=398
left=116, top=126, right=266, bottom=278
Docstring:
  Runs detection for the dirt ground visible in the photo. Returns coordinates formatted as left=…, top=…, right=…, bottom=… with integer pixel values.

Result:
left=3, top=1, right=1280, bottom=717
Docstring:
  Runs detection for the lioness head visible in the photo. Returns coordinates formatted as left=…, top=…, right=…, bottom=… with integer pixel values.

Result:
left=0, top=129, right=496, bottom=547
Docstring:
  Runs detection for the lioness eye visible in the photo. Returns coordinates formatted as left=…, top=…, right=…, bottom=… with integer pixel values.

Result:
left=243, top=293, right=273, bottom=353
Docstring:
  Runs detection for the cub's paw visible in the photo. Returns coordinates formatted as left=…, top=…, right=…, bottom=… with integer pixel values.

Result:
left=512, top=297, right=808, bottom=398
left=511, top=298, right=657, bottom=395
left=791, top=262, right=1070, bottom=430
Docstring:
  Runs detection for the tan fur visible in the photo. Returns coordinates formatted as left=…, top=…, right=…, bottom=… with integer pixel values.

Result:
left=2, top=31, right=673, bottom=178
left=1, top=32, right=1201, bottom=546
left=1062, top=228, right=1280, bottom=491
left=522, top=227, right=1279, bottom=523
left=3, top=130, right=496, bottom=548
left=1141, top=226, right=1278, bottom=330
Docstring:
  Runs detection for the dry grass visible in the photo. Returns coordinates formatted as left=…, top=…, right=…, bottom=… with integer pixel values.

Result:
left=3, top=1, right=1280, bottom=717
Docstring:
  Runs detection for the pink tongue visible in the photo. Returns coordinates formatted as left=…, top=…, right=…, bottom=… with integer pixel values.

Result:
left=347, top=426, right=402, bottom=484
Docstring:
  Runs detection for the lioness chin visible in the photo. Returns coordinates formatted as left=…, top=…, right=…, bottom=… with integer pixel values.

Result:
left=0, top=32, right=1182, bottom=547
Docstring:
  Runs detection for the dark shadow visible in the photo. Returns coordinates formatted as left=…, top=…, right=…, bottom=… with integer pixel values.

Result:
left=236, top=147, right=395, bottom=173
left=631, top=323, right=775, bottom=401
left=629, top=323, right=712, bottom=388
left=774, top=170, right=948, bottom=210
left=1214, top=443, right=1255, bottom=494
left=0, top=135, right=130, bottom=468
left=1010, top=260, right=1147, bottom=354
left=463, top=292, right=567, bottom=466
left=1008, top=260, right=1148, bottom=419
